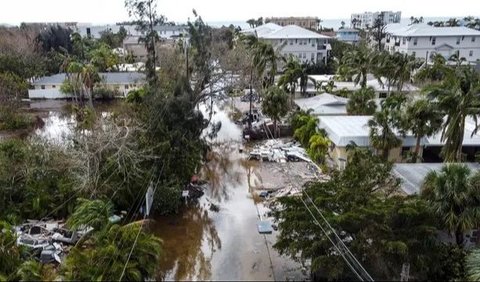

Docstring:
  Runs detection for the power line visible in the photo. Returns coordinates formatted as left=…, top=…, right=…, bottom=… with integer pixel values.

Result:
left=299, top=196, right=364, bottom=281
left=302, top=190, right=374, bottom=282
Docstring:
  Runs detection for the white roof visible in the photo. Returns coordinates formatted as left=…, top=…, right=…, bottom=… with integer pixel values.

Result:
left=318, top=115, right=419, bottom=147
left=243, top=23, right=331, bottom=39
left=333, top=78, right=419, bottom=93
left=295, top=94, right=348, bottom=115
left=386, top=23, right=480, bottom=37
left=426, top=117, right=480, bottom=147
left=393, top=163, right=480, bottom=195
left=243, top=23, right=283, bottom=37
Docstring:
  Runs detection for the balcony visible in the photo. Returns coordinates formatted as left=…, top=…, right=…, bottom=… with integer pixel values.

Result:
left=317, top=45, right=327, bottom=50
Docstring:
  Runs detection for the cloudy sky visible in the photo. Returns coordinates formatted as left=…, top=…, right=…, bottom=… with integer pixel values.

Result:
left=1, top=0, right=479, bottom=25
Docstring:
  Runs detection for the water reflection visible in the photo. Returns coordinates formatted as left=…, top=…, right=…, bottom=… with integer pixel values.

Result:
left=153, top=200, right=221, bottom=281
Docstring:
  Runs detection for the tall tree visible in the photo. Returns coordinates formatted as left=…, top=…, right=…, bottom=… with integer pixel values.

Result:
left=425, top=67, right=480, bottom=162
left=278, top=55, right=302, bottom=106
left=125, top=0, right=163, bottom=87
left=340, top=45, right=378, bottom=88
left=371, top=15, right=387, bottom=51
left=368, top=95, right=405, bottom=160
left=421, top=164, right=480, bottom=247
left=262, top=86, right=289, bottom=138
left=346, top=86, right=376, bottom=115
left=402, top=99, right=443, bottom=162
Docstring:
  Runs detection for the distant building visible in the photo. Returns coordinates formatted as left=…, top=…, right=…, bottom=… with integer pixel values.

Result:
left=350, top=11, right=401, bottom=29
left=123, top=36, right=148, bottom=61
left=336, top=28, right=361, bottom=45
left=265, top=17, right=321, bottom=30
left=384, top=23, right=480, bottom=62
left=28, top=72, right=145, bottom=99
left=242, top=23, right=331, bottom=65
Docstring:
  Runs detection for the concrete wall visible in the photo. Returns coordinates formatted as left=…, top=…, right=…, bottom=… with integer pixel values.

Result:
left=329, top=145, right=423, bottom=168
left=29, top=89, right=72, bottom=99
left=385, top=35, right=480, bottom=62
left=267, top=38, right=329, bottom=64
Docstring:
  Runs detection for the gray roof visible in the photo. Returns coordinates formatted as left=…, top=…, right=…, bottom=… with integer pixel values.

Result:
left=32, top=72, right=146, bottom=85
left=318, top=115, right=419, bottom=147
left=386, top=23, right=480, bottom=37
left=243, top=23, right=331, bottom=39
left=295, top=94, right=348, bottom=115
left=393, top=163, right=480, bottom=195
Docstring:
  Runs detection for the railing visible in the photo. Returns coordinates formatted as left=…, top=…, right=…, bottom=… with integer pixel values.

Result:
left=317, top=45, right=327, bottom=50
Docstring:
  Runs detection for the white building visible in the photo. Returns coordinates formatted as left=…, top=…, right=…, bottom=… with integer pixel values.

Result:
left=242, top=23, right=331, bottom=65
left=385, top=23, right=480, bottom=62
left=351, top=11, right=401, bottom=29
left=336, top=28, right=361, bottom=45
left=29, top=72, right=145, bottom=99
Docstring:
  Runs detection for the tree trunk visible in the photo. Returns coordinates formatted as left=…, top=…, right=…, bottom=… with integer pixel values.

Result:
left=455, top=228, right=464, bottom=247
left=382, top=148, right=389, bottom=161
left=273, top=119, right=277, bottom=138
left=413, top=135, right=421, bottom=163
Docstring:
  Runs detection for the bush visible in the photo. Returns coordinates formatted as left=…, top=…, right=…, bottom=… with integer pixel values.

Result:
left=0, top=107, right=33, bottom=131
left=93, top=87, right=120, bottom=100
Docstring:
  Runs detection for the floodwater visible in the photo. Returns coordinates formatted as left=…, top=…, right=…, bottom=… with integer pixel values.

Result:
left=152, top=100, right=308, bottom=281
left=22, top=99, right=308, bottom=281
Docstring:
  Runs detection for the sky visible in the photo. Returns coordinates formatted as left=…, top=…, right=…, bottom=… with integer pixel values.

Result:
left=0, top=0, right=479, bottom=25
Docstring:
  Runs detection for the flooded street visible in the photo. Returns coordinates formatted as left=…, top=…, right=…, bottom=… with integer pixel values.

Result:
left=22, top=99, right=307, bottom=281
left=152, top=100, right=307, bottom=281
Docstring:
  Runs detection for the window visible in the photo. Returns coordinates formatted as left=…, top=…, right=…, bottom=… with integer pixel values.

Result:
left=413, top=38, right=418, bottom=46
left=125, top=85, right=129, bottom=90
left=379, top=92, right=387, bottom=99
left=470, top=50, right=474, bottom=57
left=52, top=85, right=56, bottom=88
left=311, top=53, right=315, bottom=61
left=41, top=85, right=45, bottom=90
left=473, top=37, right=477, bottom=43
left=431, top=37, right=436, bottom=45
left=456, top=37, right=461, bottom=45
left=402, top=37, right=406, bottom=45
left=302, top=53, right=306, bottom=59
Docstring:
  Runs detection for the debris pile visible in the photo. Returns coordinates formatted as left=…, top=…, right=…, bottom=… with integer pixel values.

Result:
left=249, top=139, right=311, bottom=163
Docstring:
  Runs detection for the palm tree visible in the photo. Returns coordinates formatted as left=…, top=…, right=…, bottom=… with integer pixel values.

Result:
left=415, top=53, right=453, bottom=83
left=403, top=99, right=443, bottom=162
left=368, top=96, right=405, bottom=160
left=346, top=86, right=376, bottom=115
left=421, top=164, right=480, bottom=247
left=67, top=198, right=114, bottom=231
left=81, top=63, right=98, bottom=108
left=293, top=114, right=318, bottom=147
left=340, top=45, right=378, bottom=88
left=425, top=67, right=480, bottom=162
left=261, top=86, right=289, bottom=138
left=392, top=53, right=418, bottom=92
left=252, top=40, right=279, bottom=88
left=307, top=133, right=330, bottom=164
left=466, top=248, right=480, bottom=281
left=278, top=55, right=302, bottom=106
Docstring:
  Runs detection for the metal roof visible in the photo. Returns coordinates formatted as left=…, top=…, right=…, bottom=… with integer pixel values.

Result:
left=318, top=115, right=419, bottom=147
left=426, top=117, right=480, bottom=147
left=393, top=163, right=480, bottom=195
left=386, top=23, right=480, bottom=37
left=295, top=94, right=348, bottom=115
left=243, top=23, right=331, bottom=39
left=32, top=72, right=146, bottom=85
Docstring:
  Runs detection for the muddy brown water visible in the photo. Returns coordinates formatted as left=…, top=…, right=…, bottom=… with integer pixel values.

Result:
left=20, top=100, right=308, bottom=281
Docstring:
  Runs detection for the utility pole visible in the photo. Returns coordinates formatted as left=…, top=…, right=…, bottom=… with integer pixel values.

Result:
left=400, top=263, right=410, bottom=281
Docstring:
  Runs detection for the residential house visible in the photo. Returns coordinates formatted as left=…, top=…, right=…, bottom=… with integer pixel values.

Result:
left=393, top=163, right=480, bottom=195
left=242, top=23, right=331, bottom=65
left=318, top=115, right=421, bottom=167
left=351, top=11, right=401, bottom=29
left=384, top=23, right=480, bottom=62
left=29, top=72, right=145, bottom=99
left=265, top=17, right=321, bottom=30
left=295, top=93, right=348, bottom=116
left=336, top=28, right=361, bottom=45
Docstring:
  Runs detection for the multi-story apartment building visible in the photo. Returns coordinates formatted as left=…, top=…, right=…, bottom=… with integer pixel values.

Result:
left=265, top=17, right=321, bottom=30
left=243, top=23, right=331, bottom=64
left=350, top=11, right=401, bottom=29
left=384, top=23, right=480, bottom=62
